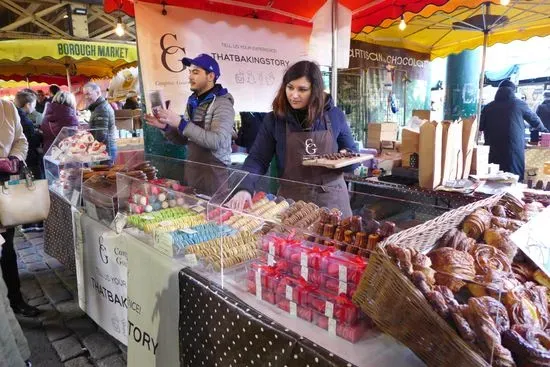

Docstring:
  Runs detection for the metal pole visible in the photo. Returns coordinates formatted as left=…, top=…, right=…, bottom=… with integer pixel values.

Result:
left=476, top=30, right=488, bottom=123
left=330, top=0, right=338, bottom=99
left=65, top=64, right=72, bottom=93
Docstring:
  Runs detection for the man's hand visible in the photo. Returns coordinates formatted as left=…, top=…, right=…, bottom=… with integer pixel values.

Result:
left=144, top=114, right=167, bottom=130
left=145, top=108, right=181, bottom=130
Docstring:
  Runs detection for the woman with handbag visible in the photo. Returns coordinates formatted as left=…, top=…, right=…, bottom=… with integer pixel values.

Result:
left=0, top=99, right=40, bottom=317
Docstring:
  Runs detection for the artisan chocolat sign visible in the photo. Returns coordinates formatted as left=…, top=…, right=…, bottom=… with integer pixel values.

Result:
left=348, top=40, right=431, bottom=80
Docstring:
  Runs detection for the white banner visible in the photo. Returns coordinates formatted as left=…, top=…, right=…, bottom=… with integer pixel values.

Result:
left=126, top=236, right=182, bottom=367
left=81, top=215, right=129, bottom=345
left=135, top=3, right=311, bottom=114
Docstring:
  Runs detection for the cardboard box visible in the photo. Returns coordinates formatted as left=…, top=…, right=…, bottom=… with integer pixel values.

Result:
left=471, top=145, right=490, bottom=175
left=367, top=123, right=398, bottom=149
left=412, top=110, right=431, bottom=121
left=401, top=128, right=420, bottom=168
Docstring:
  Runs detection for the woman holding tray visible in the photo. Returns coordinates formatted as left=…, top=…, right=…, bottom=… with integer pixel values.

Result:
left=228, top=60, right=357, bottom=216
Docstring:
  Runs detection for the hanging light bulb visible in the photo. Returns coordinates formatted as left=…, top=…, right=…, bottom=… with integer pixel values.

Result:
left=500, top=0, right=510, bottom=5
left=399, top=15, right=406, bottom=31
left=115, top=17, right=125, bottom=37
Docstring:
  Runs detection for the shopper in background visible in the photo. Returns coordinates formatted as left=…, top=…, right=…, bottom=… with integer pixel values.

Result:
left=83, top=82, right=117, bottom=160
left=0, top=99, right=40, bottom=318
left=535, top=90, right=550, bottom=142
left=14, top=90, right=42, bottom=180
left=480, top=79, right=549, bottom=180
left=41, top=91, right=80, bottom=153
left=123, top=90, right=140, bottom=110
left=35, top=90, right=47, bottom=114
left=144, top=53, right=235, bottom=195
left=228, top=60, right=357, bottom=216
left=48, top=84, right=60, bottom=101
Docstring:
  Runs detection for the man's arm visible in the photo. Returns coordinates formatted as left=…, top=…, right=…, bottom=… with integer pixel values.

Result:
left=182, top=97, right=234, bottom=150
left=521, top=101, right=547, bottom=131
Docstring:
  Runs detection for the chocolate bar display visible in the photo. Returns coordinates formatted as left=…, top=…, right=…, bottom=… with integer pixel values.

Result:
left=302, top=152, right=374, bottom=169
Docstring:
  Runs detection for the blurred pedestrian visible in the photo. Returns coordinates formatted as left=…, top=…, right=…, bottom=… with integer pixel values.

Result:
left=41, top=91, right=79, bottom=153
left=123, top=90, right=140, bottom=110
left=83, top=83, right=117, bottom=160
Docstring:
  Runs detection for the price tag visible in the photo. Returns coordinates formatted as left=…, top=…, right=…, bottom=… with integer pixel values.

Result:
left=192, top=205, right=205, bottom=213
left=255, top=270, right=262, bottom=300
left=110, top=213, right=127, bottom=234
left=50, top=146, right=63, bottom=160
left=85, top=201, right=99, bottom=221
left=141, top=215, right=154, bottom=220
left=184, top=253, right=198, bottom=266
left=325, top=301, right=334, bottom=318
left=153, top=232, right=174, bottom=257
left=267, top=254, right=275, bottom=266
left=70, top=190, right=80, bottom=207
left=268, top=242, right=275, bottom=256
left=328, top=318, right=337, bottom=336
left=285, top=285, right=293, bottom=301
left=300, top=252, right=308, bottom=267
left=338, top=265, right=347, bottom=282
left=300, top=266, right=309, bottom=281
left=159, top=220, right=172, bottom=227
left=338, top=280, right=347, bottom=295
left=179, top=228, right=198, bottom=235
left=289, top=302, right=297, bottom=317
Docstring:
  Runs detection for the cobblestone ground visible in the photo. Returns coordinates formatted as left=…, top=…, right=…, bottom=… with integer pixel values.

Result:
left=14, top=231, right=127, bottom=367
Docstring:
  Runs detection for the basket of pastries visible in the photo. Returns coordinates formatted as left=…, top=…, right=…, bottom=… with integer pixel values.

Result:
left=353, top=193, right=550, bottom=367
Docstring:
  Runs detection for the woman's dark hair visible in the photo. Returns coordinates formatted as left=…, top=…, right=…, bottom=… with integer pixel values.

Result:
left=273, top=60, right=326, bottom=127
left=49, top=84, right=61, bottom=96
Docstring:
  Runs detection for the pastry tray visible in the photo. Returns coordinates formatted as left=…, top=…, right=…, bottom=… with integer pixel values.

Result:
left=302, top=154, right=374, bottom=169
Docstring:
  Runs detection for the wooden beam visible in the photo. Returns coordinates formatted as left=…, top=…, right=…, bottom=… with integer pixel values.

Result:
left=0, top=1, right=67, bottom=31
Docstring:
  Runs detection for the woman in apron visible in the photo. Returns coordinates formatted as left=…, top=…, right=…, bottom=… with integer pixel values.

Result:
left=228, top=61, right=357, bottom=216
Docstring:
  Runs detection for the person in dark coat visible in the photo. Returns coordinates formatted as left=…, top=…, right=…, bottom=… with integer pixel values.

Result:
left=41, top=91, right=80, bottom=153
left=14, top=90, right=42, bottom=179
left=123, top=90, right=140, bottom=110
left=83, top=82, right=117, bottom=160
left=536, top=90, right=550, bottom=134
left=480, top=79, right=548, bottom=180
left=235, top=112, right=266, bottom=152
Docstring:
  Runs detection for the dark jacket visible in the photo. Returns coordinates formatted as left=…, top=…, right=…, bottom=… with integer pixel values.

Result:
left=480, top=85, right=545, bottom=180
left=16, top=108, right=41, bottom=168
left=123, top=98, right=140, bottom=110
left=536, top=100, right=550, bottom=131
left=242, top=94, right=357, bottom=178
left=88, top=97, right=116, bottom=158
left=41, top=103, right=79, bottom=153
left=235, top=112, right=266, bottom=151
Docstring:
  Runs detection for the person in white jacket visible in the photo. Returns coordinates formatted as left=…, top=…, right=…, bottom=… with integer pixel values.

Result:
left=0, top=99, right=33, bottom=367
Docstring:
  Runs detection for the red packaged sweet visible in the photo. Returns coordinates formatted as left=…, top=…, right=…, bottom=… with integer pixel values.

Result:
left=247, top=280, right=276, bottom=304
left=308, top=290, right=358, bottom=325
left=275, top=277, right=317, bottom=306
left=312, top=312, right=367, bottom=343
left=283, top=242, right=335, bottom=270
left=324, top=278, right=357, bottom=298
left=252, top=192, right=266, bottom=203
left=291, top=265, right=323, bottom=286
left=247, top=263, right=283, bottom=290
left=260, top=234, right=288, bottom=258
left=321, top=251, right=367, bottom=284
left=276, top=298, right=313, bottom=322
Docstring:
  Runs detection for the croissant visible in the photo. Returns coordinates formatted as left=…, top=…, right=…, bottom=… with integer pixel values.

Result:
left=502, top=325, right=550, bottom=367
left=429, top=248, right=476, bottom=292
left=438, top=228, right=476, bottom=252
left=491, top=216, right=525, bottom=232
left=534, top=270, right=550, bottom=289
left=463, top=208, right=492, bottom=240
left=492, top=205, right=508, bottom=218
left=512, top=263, right=536, bottom=284
left=469, top=244, right=512, bottom=275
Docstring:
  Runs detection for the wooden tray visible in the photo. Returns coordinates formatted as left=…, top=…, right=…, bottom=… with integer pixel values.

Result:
left=302, top=154, right=374, bottom=169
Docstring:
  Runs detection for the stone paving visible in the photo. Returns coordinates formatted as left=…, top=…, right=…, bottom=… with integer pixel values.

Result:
left=14, top=231, right=127, bottom=367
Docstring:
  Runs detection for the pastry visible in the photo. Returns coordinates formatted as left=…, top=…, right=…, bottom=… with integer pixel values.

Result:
left=504, top=288, right=544, bottom=328
left=492, top=205, right=508, bottom=218
left=484, top=228, right=518, bottom=261
left=450, top=307, right=477, bottom=344
left=438, top=228, right=476, bottom=252
left=513, top=263, right=535, bottom=284
left=469, top=244, right=512, bottom=275
left=426, top=290, right=450, bottom=320
left=491, top=217, right=525, bottom=232
left=534, top=270, right=550, bottom=288
left=462, top=208, right=492, bottom=240
left=428, top=248, right=476, bottom=292
left=502, top=324, right=550, bottom=367
left=466, top=297, right=514, bottom=366
left=411, top=271, right=432, bottom=296
left=499, top=194, right=526, bottom=220
left=412, top=253, right=436, bottom=285
left=468, top=270, right=521, bottom=298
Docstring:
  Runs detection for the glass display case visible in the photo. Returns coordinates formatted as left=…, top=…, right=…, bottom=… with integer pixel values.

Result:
left=44, top=126, right=113, bottom=205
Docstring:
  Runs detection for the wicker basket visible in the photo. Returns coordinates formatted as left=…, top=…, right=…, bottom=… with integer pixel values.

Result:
left=353, top=193, right=505, bottom=367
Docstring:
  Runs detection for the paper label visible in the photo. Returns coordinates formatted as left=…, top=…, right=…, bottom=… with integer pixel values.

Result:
left=300, top=266, right=309, bottom=281
left=153, top=232, right=174, bottom=257
left=85, top=201, right=99, bottom=221
left=192, top=205, right=205, bottom=213
left=179, top=228, right=197, bottom=235
left=285, top=285, right=293, bottom=301
left=268, top=242, right=275, bottom=256
left=267, top=254, right=275, bottom=266
left=300, top=252, right=308, bottom=267
left=141, top=215, right=154, bottom=220
left=328, top=318, right=337, bottom=336
left=325, top=301, right=334, bottom=318
left=159, top=220, right=172, bottom=227
left=184, top=253, right=198, bottom=266
left=110, top=213, right=127, bottom=234
left=338, top=265, right=347, bottom=282
left=51, top=146, right=63, bottom=160
left=70, top=190, right=80, bottom=207
left=289, top=302, right=297, bottom=317
left=255, top=270, right=262, bottom=300
left=338, top=281, right=347, bottom=295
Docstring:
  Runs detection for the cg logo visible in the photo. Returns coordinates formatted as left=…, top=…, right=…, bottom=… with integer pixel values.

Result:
left=99, top=235, right=108, bottom=264
left=160, top=33, right=186, bottom=73
left=305, top=138, right=318, bottom=155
